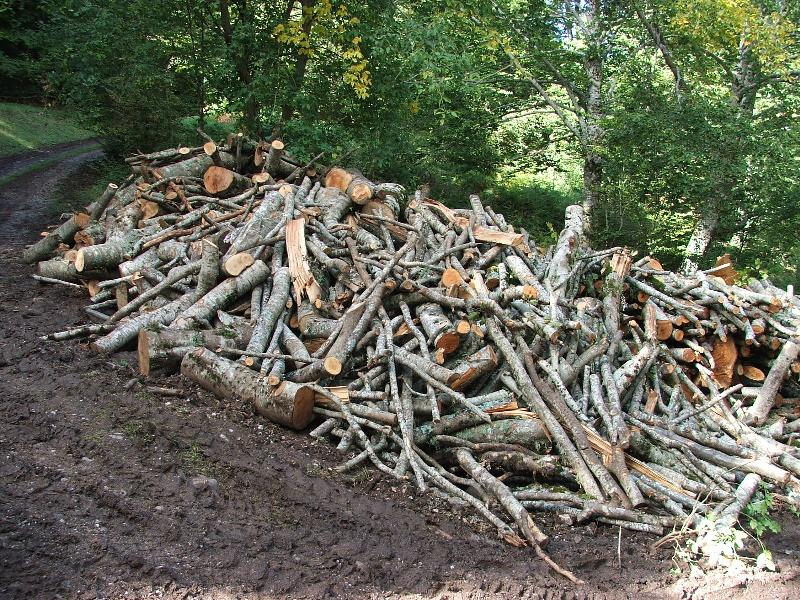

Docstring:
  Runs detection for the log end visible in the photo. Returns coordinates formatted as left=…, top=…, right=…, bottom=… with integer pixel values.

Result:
left=323, top=356, right=343, bottom=376
left=224, top=252, right=255, bottom=277
left=456, top=319, right=472, bottom=335
left=324, top=167, right=353, bottom=193
left=203, top=141, right=217, bottom=156
left=350, top=183, right=373, bottom=205
left=435, top=331, right=461, bottom=356
left=441, top=268, right=464, bottom=288
left=203, top=166, right=235, bottom=195
left=74, top=248, right=87, bottom=272
left=274, top=381, right=315, bottom=430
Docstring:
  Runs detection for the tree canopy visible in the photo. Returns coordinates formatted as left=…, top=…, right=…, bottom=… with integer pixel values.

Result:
left=2, top=0, right=798, bottom=282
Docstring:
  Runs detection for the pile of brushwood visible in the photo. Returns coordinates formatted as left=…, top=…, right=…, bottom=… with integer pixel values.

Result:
left=24, top=134, right=800, bottom=582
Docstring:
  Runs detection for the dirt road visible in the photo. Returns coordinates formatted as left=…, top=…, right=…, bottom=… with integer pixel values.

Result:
left=1, top=147, right=798, bottom=599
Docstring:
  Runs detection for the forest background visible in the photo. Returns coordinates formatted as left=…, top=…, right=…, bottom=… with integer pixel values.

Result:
left=1, top=0, right=798, bottom=282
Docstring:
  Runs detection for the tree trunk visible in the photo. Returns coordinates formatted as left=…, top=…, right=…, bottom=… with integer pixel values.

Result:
left=681, top=204, right=720, bottom=274
left=581, top=6, right=604, bottom=227
left=684, top=31, right=759, bottom=272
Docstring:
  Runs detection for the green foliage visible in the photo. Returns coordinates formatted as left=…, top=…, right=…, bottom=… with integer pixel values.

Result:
left=6, top=0, right=798, bottom=282
left=0, top=101, right=93, bottom=156
left=483, top=171, right=579, bottom=246
left=0, top=0, right=55, bottom=99
left=744, top=483, right=782, bottom=537
left=40, top=0, right=198, bottom=156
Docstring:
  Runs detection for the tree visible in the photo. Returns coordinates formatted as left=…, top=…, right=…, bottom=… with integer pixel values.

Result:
left=634, top=0, right=798, bottom=271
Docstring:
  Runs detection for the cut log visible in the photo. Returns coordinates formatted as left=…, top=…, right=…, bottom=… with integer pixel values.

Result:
left=203, top=166, right=251, bottom=196
left=154, top=151, right=235, bottom=180
left=417, top=302, right=460, bottom=355
left=451, top=346, right=499, bottom=391
left=75, top=233, right=141, bottom=273
left=441, top=268, right=464, bottom=288
left=223, top=252, right=255, bottom=277
left=175, top=260, right=270, bottom=328
left=37, top=257, right=105, bottom=283
left=74, top=222, right=106, bottom=248
left=266, top=140, right=285, bottom=176
left=711, top=335, right=737, bottom=388
left=244, top=266, right=291, bottom=360
left=21, top=212, right=92, bottom=264
left=747, top=339, right=800, bottom=425
left=346, top=171, right=374, bottom=205
left=739, top=364, right=766, bottom=382
left=181, top=348, right=314, bottom=429
left=324, top=167, right=354, bottom=194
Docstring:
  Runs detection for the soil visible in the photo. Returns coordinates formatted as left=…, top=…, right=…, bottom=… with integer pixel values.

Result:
left=1, top=148, right=799, bottom=599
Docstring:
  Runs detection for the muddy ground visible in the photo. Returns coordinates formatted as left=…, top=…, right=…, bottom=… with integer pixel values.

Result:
left=1, top=149, right=798, bottom=599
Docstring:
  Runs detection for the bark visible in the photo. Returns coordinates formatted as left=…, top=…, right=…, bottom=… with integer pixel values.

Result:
left=155, top=151, right=235, bottom=180
left=175, top=260, right=270, bottom=327
left=244, top=267, right=291, bottom=361
left=747, top=339, right=800, bottom=425
left=286, top=218, right=322, bottom=305
left=92, top=294, right=197, bottom=353
left=22, top=212, right=91, bottom=264
left=416, top=302, right=460, bottom=355
left=454, top=448, right=549, bottom=546
left=203, top=166, right=252, bottom=197
left=36, top=257, right=111, bottom=283
left=486, top=317, right=604, bottom=500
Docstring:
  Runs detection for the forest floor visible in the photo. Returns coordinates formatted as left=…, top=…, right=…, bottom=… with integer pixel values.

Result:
left=1, top=147, right=799, bottom=599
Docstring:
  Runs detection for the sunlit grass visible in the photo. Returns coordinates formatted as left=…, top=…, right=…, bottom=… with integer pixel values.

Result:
left=0, top=102, right=94, bottom=157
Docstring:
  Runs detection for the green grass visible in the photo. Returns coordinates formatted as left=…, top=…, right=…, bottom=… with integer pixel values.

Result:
left=482, top=170, right=581, bottom=247
left=0, top=102, right=95, bottom=157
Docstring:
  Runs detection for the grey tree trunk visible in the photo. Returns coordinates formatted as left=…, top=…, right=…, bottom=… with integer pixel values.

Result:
left=682, top=33, right=759, bottom=273
left=581, top=3, right=604, bottom=227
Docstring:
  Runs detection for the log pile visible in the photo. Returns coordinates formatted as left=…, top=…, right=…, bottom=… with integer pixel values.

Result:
left=25, top=135, right=800, bottom=582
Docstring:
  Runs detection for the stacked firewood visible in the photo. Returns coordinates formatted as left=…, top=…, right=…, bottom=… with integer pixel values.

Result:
left=25, top=135, right=800, bottom=581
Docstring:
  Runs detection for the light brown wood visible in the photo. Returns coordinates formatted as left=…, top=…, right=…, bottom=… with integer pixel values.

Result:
left=286, top=218, right=322, bottom=305
left=115, top=283, right=129, bottom=310
left=139, top=199, right=160, bottom=220
left=74, top=213, right=92, bottom=229
left=323, top=356, right=343, bottom=376
left=253, top=142, right=266, bottom=167
left=441, top=268, right=464, bottom=287
left=346, top=172, right=374, bottom=205
left=739, top=364, right=766, bottom=382
left=223, top=251, right=255, bottom=277
left=456, top=320, right=472, bottom=335
left=644, top=389, right=659, bottom=413
left=324, top=167, right=353, bottom=193
left=451, top=346, right=499, bottom=391
left=204, top=166, right=237, bottom=194
left=181, top=348, right=314, bottom=430
left=423, top=200, right=526, bottom=248
left=713, top=253, right=737, bottom=285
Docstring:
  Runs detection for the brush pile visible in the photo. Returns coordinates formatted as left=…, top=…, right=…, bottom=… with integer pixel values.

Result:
left=24, top=134, right=800, bottom=581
